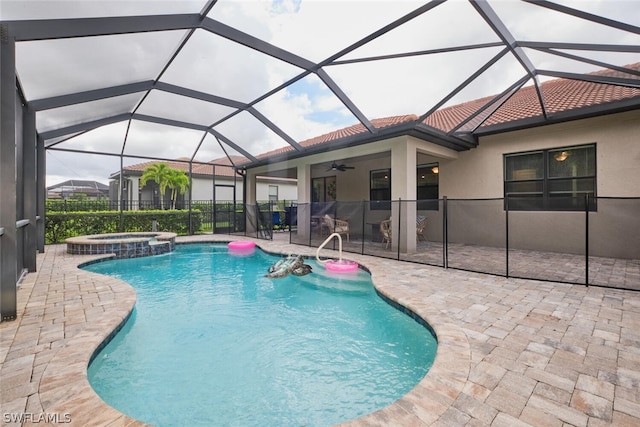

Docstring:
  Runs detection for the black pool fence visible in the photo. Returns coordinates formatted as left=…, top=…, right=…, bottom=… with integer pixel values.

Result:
left=39, top=196, right=639, bottom=291
left=286, top=196, right=640, bottom=292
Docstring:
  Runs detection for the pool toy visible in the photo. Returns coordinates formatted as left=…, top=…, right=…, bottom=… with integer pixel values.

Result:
left=316, top=232, right=359, bottom=273
left=266, top=254, right=313, bottom=278
left=325, top=259, right=359, bottom=273
left=228, top=240, right=256, bottom=251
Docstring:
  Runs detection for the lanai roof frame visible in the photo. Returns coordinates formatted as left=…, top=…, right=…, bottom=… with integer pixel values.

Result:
left=3, top=0, right=636, bottom=167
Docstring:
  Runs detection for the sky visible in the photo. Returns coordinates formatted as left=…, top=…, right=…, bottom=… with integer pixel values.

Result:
left=2, top=0, right=638, bottom=188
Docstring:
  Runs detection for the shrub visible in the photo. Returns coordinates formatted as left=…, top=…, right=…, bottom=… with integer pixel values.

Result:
left=45, top=210, right=202, bottom=244
left=46, top=199, right=114, bottom=212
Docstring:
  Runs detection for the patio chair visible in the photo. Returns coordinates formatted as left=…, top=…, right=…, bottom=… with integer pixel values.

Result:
left=416, top=215, right=427, bottom=241
left=323, top=214, right=350, bottom=241
left=380, top=219, right=392, bottom=249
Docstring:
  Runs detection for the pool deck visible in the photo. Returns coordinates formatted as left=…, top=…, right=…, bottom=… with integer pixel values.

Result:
left=1, top=234, right=640, bottom=426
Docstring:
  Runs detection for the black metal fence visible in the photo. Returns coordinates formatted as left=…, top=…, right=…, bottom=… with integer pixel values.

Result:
left=44, top=199, right=293, bottom=240
left=194, top=200, right=296, bottom=238
left=288, top=197, right=640, bottom=292
left=46, top=199, right=201, bottom=212
left=43, top=196, right=639, bottom=291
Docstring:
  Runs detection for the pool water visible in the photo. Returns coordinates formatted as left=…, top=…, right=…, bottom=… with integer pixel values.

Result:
left=86, top=244, right=437, bottom=427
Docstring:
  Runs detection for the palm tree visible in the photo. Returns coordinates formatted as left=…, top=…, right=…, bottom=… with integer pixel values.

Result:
left=140, top=163, right=172, bottom=209
left=167, top=168, right=190, bottom=209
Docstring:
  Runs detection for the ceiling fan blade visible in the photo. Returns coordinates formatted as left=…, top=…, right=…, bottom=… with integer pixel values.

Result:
left=327, top=161, right=354, bottom=172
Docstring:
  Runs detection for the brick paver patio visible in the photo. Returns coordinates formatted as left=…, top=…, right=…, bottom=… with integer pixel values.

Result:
left=1, top=234, right=639, bottom=426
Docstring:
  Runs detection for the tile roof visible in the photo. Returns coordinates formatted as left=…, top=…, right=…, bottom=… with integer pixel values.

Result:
left=425, top=63, right=640, bottom=133
left=255, top=63, right=639, bottom=160
left=122, top=157, right=242, bottom=178
left=255, top=114, right=418, bottom=160
left=121, top=64, right=639, bottom=172
left=47, top=179, right=109, bottom=191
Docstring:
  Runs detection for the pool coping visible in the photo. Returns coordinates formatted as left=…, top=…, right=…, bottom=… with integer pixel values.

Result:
left=16, top=237, right=471, bottom=426
left=37, top=254, right=144, bottom=426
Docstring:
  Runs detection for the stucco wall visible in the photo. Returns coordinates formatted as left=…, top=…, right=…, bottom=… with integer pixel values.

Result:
left=188, top=176, right=297, bottom=202
left=189, top=177, right=237, bottom=201
left=256, top=178, right=298, bottom=202
left=422, top=198, right=640, bottom=259
left=438, top=110, right=640, bottom=258
left=246, top=113, right=639, bottom=258
left=441, top=110, right=640, bottom=198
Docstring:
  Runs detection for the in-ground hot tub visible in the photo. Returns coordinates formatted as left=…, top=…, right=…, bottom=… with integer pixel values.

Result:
left=66, top=232, right=177, bottom=259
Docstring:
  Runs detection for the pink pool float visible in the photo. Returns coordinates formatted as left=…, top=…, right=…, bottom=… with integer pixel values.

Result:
left=228, top=240, right=256, bottom=254
left=316, top=232, right=359, bottom=273
left=325, top=259, right=359, bottom=273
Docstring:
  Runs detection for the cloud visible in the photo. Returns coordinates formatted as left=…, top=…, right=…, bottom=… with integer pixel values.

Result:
left=46, top=151, right=120, bottom=187
left=266, top=0, right=427, bottom=62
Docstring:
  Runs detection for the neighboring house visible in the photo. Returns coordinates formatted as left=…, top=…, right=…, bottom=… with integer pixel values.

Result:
left=244, top=63, right=640, bottom=257
left=47, top=180, right=109, bottom=200
left=109, top=155, right=297, bottom=209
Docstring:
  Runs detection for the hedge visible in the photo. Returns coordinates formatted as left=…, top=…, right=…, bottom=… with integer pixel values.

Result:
left=46, top=199, right=114, bottom=212
left=45, top=210, right=202, bottom=244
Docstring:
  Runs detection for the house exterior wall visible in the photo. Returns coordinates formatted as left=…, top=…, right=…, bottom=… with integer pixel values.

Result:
left=190, top=176, right=235, bottom=201
left=248, top=112, right=638, bottom=257
left=312, top=155, right=390, bottom=204
left=437, top=110, right=640, bottom=258
left=256, top=178, right=298, bottom=202
left=441, top=109, right=640, bottom=198
left=139, top=184, right=154, bottom=207
left=129, top=177, right=139, bottom=206
left=126, top=174, right=298, bottom=204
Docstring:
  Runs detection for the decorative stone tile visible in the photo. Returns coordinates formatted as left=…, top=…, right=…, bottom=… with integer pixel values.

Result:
left=528, top=394, right=588, bottom=426
left=491, top=412, right=534, bottom=427
left=467, top=361, right=506, bottom=390
left=2, top=236, right=640, bottom=427
left=570, top=389, right=612, bottom=421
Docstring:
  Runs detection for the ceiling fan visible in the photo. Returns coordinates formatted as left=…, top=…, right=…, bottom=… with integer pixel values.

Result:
left=327, top=161, right=355, bottom=172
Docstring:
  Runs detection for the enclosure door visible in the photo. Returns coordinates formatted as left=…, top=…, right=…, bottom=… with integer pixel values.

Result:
left=213, top=184, right=237, bottom=233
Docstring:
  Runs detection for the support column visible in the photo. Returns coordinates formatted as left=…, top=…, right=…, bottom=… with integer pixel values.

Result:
left=245, top=170, right=257, bottom=205
left=187, top=162, right=192, bottom=234
left=391, top=138, right=417, bottom=253
left=296, top=163, right=311, bottom=241
left=36, top=137, right=45, bottom=252
left=245, top=170, right=258, bottom=234
left=129, top=176, right=139, bottom=210
left=0, top=24, right=17, bottom=321
left=23, top=105, right=37, bottom=271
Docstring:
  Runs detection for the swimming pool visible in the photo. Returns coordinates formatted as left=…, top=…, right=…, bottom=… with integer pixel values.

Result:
left=86, top=243, right=437, bottom=426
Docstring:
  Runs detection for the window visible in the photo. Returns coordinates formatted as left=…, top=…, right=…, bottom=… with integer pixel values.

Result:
left=312, top=176, right=336, bottom=203
left=370, top=169, right=391, bottom=210
left=504, top=144, right=596, bottom=211
left=417, top=163, right=439, bottom=210
left=268, top=185, right=278, bottom=202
